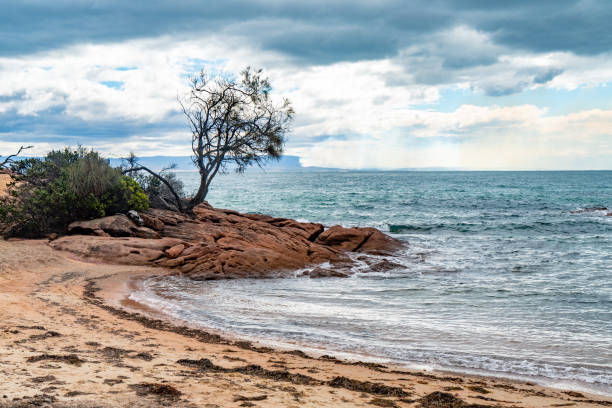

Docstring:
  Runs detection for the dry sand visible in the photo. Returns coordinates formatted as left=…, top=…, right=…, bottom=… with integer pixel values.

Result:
left=1, top=238, right=610, bottom=407
left=0, top=173, right=11, bottom=197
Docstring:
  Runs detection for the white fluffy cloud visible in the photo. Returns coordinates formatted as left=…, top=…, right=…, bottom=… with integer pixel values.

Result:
left=0, top=27, right=611, bottom=169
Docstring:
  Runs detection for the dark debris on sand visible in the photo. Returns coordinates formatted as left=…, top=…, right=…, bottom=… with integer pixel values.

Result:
left=0, top=394, right=57, bottom=408
left=417, top=391, right=496, bottom=408
left=82, top=280, right=226, bottom=345
left=369, top=397, right=399, bottom=407
left=129, top=383, right=182, bottom=402
left=233, top=394, right=268, bottom=402
left=328, top=376, right=409, bottom=397
left=26, top=354, right=85, bottom=366
left=176, top=358, right=318, bottom=386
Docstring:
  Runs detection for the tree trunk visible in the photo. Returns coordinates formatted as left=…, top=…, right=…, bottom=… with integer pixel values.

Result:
left=187, top=172, right=209, bottom=210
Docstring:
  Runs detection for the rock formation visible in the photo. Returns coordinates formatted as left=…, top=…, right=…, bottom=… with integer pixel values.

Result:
left=51, top=203, right=403, bottom=280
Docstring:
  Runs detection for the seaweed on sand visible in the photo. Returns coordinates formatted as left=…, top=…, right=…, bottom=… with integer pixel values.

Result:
left=417, top=391, right=495, bottom=408
left=26, top=354, right=85, bottom=366
left=176, top=358, right=318, bottom=385
left=327, top=376, right=409, bottom=397
left=129, top=383, right=182, bottom=402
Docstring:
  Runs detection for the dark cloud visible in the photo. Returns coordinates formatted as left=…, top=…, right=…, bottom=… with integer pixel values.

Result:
left=1, top=0, right=610, bottom=63
left=533, top=69, right=564, bottom=84
left=484, top=82, right=531, bottom=97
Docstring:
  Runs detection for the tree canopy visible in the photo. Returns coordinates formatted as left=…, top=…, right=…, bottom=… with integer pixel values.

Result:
left=180, top=67, right=293, bottom=210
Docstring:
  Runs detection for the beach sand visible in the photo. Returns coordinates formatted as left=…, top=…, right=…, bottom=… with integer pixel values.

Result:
left=0, top=173, right=11, bottom=197
left=1, top=238, right=610, bottom=407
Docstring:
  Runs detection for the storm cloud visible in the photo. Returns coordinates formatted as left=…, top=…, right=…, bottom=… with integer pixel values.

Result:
left=2, top=1, right=611, bottom=61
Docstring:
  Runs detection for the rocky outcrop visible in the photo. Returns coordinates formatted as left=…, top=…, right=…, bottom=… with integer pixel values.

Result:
left=51, top=236, right=184, bottom=265
left=314, top=225, right=399, bottom=254
left=67, top=215, right=160, bottom=239
left=51, top=203, right=403, bottom=280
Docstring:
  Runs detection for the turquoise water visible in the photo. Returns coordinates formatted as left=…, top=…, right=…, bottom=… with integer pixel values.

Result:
left=131, top=171, right=612, bottom=394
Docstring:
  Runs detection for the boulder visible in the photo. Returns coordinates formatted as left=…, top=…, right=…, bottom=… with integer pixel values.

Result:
left=368, top=259, right=404, bottom=272
left=68, top=215, right=134, bottom=237
left=315, top=225, right=402, bottom=254
left=140, top=213, right=165, bottom=231
left=67, top=214, right=159, bottom=239
left=127, top=210, right=144, bottom=226
left=306, top=267, right=350, bottom=278
left=164, top=244, right=185, bottom=259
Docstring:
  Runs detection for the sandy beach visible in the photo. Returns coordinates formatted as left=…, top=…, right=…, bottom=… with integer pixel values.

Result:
left=0, top=238, right=610, bottom=408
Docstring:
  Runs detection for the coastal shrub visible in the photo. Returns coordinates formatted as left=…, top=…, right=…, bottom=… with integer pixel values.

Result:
left=120, top=176, right=149, bottom=211
left=0, top=147, right=148, bottom=237
left=129, top=170, right=185, bottom=211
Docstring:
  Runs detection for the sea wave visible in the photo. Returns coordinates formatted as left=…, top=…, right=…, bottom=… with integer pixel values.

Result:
left=388, top=218, right=610, bottom=234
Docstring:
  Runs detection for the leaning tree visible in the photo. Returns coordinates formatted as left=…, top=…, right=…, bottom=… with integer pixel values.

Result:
left=182, top=67, right=293, bottom=209
left=124, top=67, right=293, bottom=213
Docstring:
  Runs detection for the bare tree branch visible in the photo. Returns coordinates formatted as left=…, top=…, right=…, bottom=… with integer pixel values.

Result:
left=1, top=145, right=33, bottom=169
left=121, top=165, right=184, bottom=213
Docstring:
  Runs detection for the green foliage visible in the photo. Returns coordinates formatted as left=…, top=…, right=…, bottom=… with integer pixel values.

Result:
left=127, top=167, right=185, bottom=211
left=119, top=176, right=149, bottom=212
left=0, top=147, right=148, bottom=237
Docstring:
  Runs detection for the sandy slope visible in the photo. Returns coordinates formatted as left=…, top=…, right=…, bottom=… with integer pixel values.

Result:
left=0, top=173, right=11, bottom=197
left=0, top=239, right=610, bottom=408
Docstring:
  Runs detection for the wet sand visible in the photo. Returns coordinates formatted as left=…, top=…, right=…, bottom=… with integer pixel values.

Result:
left=1, top=238, right=611, bottom=407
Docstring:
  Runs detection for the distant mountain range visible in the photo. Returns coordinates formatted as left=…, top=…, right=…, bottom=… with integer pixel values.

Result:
left=17, top=154, right=457, bottom=172
left=107, top=155, right=459, bottom=172
left=107, top=155, right=337, bottom=172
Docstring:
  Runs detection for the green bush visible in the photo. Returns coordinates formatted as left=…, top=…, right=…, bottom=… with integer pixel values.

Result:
left=119, top=176, right=149, bottom=212
left=0, top=147, right=148, bottom=237
left=128, top=168, right=185, bottom=211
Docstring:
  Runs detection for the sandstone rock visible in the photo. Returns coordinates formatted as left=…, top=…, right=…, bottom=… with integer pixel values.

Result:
left=50, top=236, right=183, bottom=265
left=92, top=229, right=110, bottom=237
left=131, top=226, right=160, bottom=239
left=140, top=213, right=165, bottom=231
left=368, top=259, right=404, bottom=272
left=68, top=214, right=159, bottom=239
left=315, top=225, right=402, bottom=254
left=165, top=244, right=185, bottom=259
left=68, top=215, right=134, bottom=237
left=54, top=204, right=403, bottom=280
left=306, top=267, right=350, bottom=278
left=358, top=229, right=404, bottom=255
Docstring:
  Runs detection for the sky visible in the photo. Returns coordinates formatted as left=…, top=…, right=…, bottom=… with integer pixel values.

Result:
left=0, top=0, right=611, bottom=170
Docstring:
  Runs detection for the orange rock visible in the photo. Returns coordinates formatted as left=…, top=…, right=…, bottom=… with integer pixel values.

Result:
left=165, top=244, right=185, bottom=259
left=54, top=204, right=403, bottom=279
left=140, top=213, right=165, bottom=231
left=315, top=225, right=402, bottom=254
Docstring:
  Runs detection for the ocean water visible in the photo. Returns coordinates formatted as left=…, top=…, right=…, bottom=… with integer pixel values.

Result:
left=130, top=171, right=612, bottom=394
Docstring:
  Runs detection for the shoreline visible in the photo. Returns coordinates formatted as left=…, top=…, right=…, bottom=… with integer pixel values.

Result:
left=1, top=238, right=611, bottom=407
left=112, top=272, right=612, bottom=398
